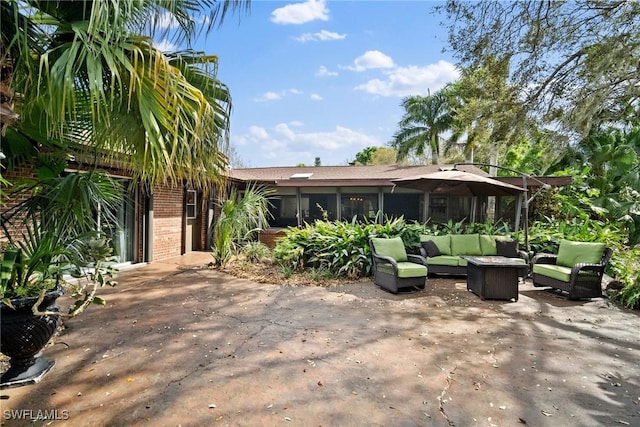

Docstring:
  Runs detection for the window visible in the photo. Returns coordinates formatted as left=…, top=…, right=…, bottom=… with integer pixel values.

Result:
left=383, top=193, right=421, bottom=222
left=341, top=193, right=379, bottom=222
left=268, top=195, right=298, bottom=227
left=301, top=193, right=337, bottom=222
left=186, top=190, right=197, bottom=219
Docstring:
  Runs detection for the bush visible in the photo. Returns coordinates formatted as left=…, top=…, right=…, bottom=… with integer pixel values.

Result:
left=272, top=216, right=423, bottom=280
left=241, top=242, right=271, bottom=263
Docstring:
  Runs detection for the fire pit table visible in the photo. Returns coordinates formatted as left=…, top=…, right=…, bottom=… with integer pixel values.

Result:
left=462, top=256, right=528, bottom=302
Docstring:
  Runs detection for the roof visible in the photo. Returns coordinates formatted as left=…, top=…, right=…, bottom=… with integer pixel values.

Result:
left=227, top=164, right=488, bottom=187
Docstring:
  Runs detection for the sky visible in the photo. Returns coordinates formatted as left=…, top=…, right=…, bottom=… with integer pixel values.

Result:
left=156, top=0, right=459, bottom=168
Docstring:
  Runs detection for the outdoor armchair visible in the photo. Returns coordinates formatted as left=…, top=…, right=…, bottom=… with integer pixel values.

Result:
left=532, top=239, right=612, bottom=300
left=369, top=237, right=428, bottom=293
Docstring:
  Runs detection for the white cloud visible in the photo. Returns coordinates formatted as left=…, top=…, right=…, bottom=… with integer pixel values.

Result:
left=316, top=65, right=338, bottom=77
left=310, top=94, right=323, bottom=101
left=254, top=91, right=285, bottom=102
left=275, top=123, right=296, bottom=140
left=248, top=126, right=269, bottom=140
left=154, top=39, right=179, bottom=53
left=355, top=60, right=460, bottom=97
left=271, top=0, right=329, bottom=25
left=253, top=89, right=303, bottom=102
left=343, top=50, right=395, bottom=72
left=294, top=30, right=346, bottom=42
left=235, top=122, right=379, bottom=165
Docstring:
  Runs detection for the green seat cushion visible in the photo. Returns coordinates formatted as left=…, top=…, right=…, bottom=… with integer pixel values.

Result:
left=556, top=240, right=605, bottom=267
left=450, top=234, right=482, bottom=256
left=378, top=262, right=427, bottom=278
left=371, top=237, right=408, bottom=262
left=430, top=235, right=451, bottom=255
left=479, top=235, right=497, bottom=255
left=426, top=255, right=459, bottom=266
left=533, top=264, right=572, bottom=282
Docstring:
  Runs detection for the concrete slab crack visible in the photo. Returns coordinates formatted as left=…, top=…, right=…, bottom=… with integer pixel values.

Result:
left=437, top=365, right=457, bottom=426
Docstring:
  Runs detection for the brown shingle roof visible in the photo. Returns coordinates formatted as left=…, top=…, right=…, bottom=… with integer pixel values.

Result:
left=227, top=164, right=488, bottom=187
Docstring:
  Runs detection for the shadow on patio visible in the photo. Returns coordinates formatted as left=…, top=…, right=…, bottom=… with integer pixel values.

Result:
left=2, top=252, right=639, bottom=426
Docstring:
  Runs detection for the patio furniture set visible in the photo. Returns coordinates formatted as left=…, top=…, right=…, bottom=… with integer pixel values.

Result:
left=369, top=237, right=612, bottom=302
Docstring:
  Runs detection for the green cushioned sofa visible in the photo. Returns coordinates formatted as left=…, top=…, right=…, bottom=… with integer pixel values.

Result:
left=369, top=237, right=428, bottom=293
left=419, top=233, right=528, bottom=277
left=532, top=239, right=612, bottom=299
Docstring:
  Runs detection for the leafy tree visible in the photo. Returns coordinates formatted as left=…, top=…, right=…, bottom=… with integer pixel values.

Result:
left=1, top=0, right=249, bottom=190
left=438, top=1, right=640, bottom=140
left=558, top=126, right=640, bottom=245
left=369, top=147, right=399, bottom=165
left=314, top=157, right=321, bottom=167
left=391, top=87, right=454, bottom=164
left=353, top=147, right=379, bottom=165
left=452, top=56, right=533, bottom=167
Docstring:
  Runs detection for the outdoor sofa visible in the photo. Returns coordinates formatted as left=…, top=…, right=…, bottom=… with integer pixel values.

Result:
left=419, top=233, right=528, bottom=277
left=532, top=239, right=612, bottom=299
left=369, top=237, right=428, bottom=293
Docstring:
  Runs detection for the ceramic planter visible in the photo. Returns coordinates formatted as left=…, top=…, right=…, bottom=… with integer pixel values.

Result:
left=1, top=288, right=63, bottom=389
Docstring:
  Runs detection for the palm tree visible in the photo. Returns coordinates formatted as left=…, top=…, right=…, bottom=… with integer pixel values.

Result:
left=391, top=88, right=454, bottom=165
left=1, top=0, right=249, bottom=189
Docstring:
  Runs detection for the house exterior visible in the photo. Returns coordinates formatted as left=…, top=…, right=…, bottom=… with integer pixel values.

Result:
left=227, top=164, right=562, bottom=229
left=2, top=165, right=213, bottom=267
left=2, top=163, right=569, bottom=267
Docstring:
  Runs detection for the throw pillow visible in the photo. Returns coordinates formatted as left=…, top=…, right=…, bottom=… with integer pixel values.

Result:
left=496, top=239, right=518, bottom=258
left=421, top=240, right=442, bottom=257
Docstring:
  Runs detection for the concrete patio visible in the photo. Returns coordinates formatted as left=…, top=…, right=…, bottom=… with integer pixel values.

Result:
left=1, top=252, right=639, bottom=427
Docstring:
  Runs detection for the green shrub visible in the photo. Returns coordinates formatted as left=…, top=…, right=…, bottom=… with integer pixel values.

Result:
left=242, top=242, right=271, bottom=263
left=273, top=238, right=304, bottom=270
left=617, top=276, right=640, bottom=309
left=211, top=185, right=272, bottom=267
left=607, top=247, right=640, bottom=309
left=272, top=216, right=425, bottom=280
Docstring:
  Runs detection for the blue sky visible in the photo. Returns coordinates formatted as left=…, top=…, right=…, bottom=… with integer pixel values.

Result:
left=157, top=0, right=459, bottom=168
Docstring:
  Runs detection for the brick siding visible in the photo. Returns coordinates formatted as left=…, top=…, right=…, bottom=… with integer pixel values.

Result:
left=151, top=184, right=184, bottom=261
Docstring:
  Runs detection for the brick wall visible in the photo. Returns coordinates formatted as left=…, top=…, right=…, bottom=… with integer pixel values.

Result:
left=1, top=166, right=38, bottom=242
left=151, top=184, right=184, bottom=261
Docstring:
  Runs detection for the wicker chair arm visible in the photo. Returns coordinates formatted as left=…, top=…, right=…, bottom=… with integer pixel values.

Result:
left=570, top=262, right=605, bottom=276
left=532, top=253, right=558, bottom=265
left=373, top=254, right=398, bottom=268
left=372, top=254, right=399, bottom=273
left=407, top=254, right=428, bottom=266
left=517, top=250, right=530, bottom=264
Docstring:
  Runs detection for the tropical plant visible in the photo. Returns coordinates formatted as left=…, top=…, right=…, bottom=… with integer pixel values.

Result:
left=211, top=185, right=273, bottom=267
left=391, top=87, right=455, bottom=165
left=1, top=168, right=121, bottom=315
left=1, top=0, right=249, bottom=191
left=241, top=242, right=271, bottom=263
left=273, top=217, right=420, bottom=280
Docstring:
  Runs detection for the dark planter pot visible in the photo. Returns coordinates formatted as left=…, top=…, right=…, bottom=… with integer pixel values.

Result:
left=1, top=288, right=63, bottom=389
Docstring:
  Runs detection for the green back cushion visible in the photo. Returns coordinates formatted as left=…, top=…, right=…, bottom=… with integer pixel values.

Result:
left=556, top=239, right=605, bottom=267
left=479, top=235, right=497, bottom=255
left=450, top=234, right=482, bottom=256
left=430, top=235, right=451, bottom=255
left=371, top=237, right=408, bottom=262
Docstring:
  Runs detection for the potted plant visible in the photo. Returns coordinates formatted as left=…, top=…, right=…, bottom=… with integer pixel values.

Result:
left=1, top=167, right=119, bottom=389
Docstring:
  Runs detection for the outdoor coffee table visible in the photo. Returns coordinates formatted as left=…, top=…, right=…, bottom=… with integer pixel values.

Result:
left=462, top=256, right=528, bottom=302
